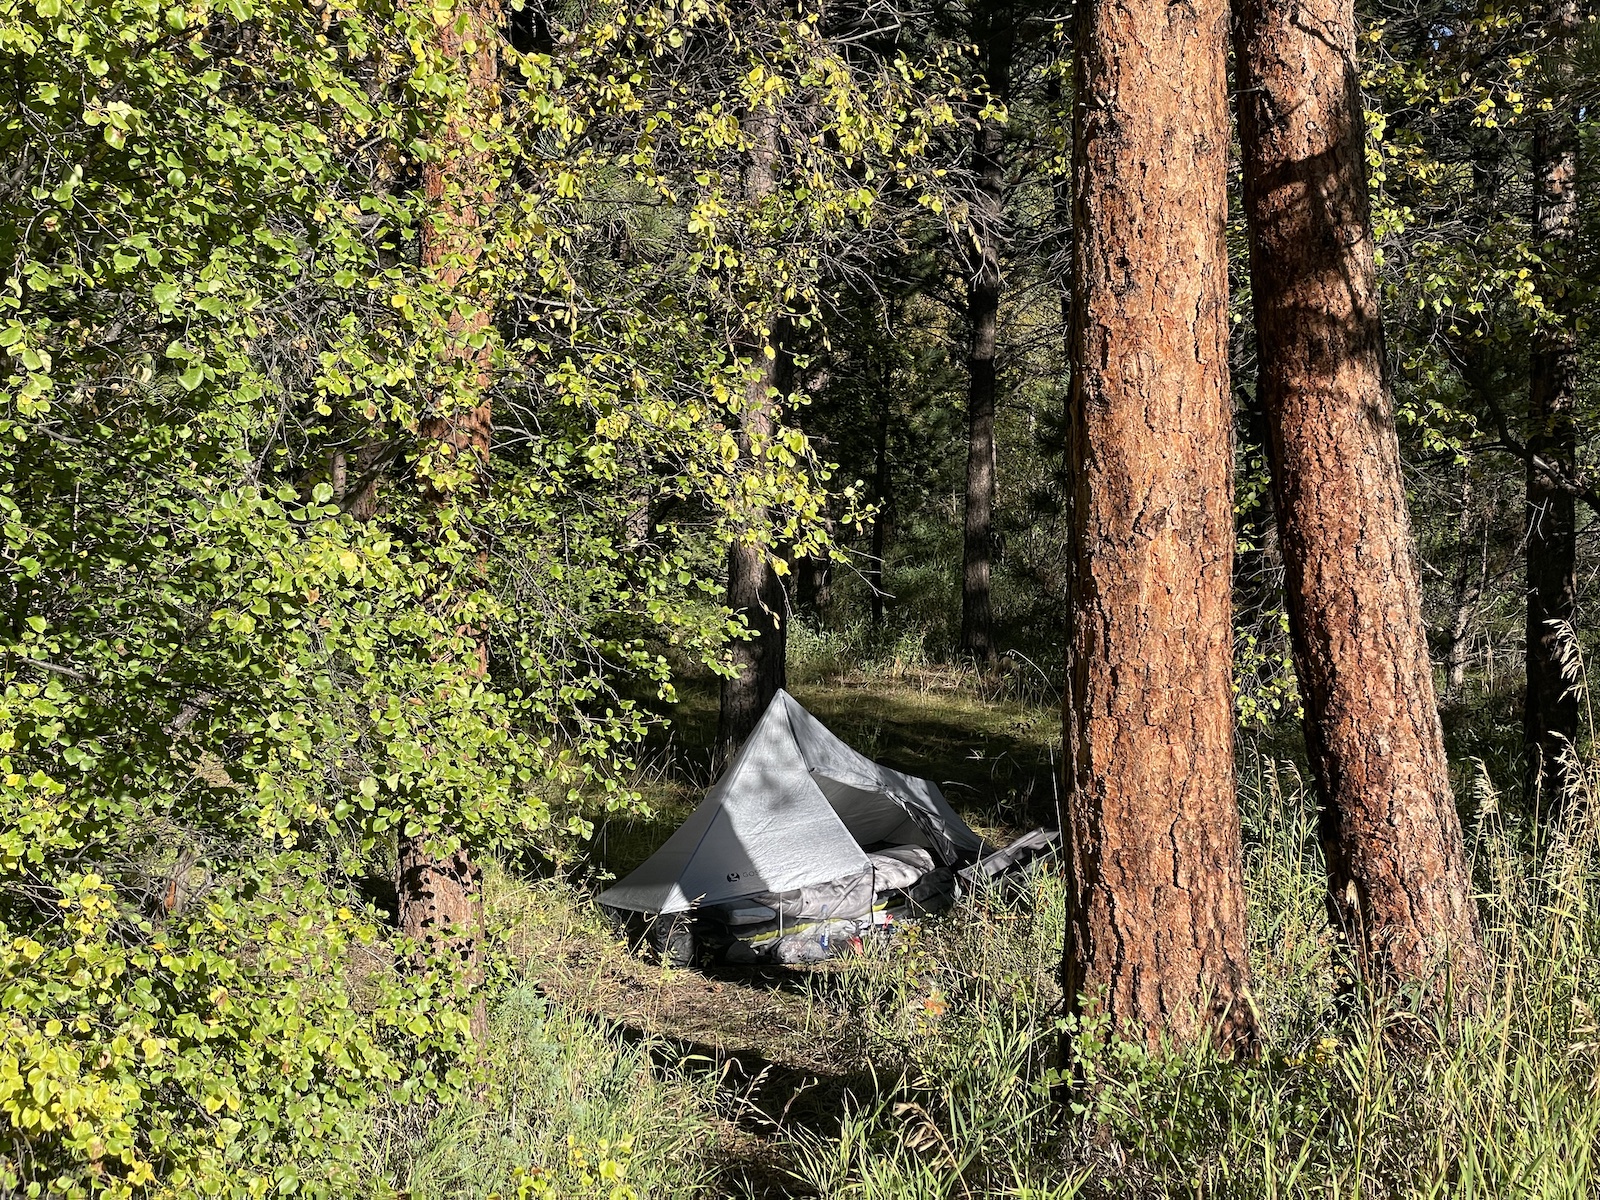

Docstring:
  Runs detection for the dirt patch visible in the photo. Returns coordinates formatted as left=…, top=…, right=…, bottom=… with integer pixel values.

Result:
left=494, top=878, right=906, bottom=1196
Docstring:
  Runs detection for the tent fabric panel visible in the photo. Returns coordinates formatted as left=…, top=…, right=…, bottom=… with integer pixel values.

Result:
left=596, top=697, right=869, bottom=915
left=811, top=775, right=933, bottom=849
left=781, top=695, right=885, bottom=792
left=879, top=768, right=986, bottom=861
left=686, top=754, right=870, bottom=908
left=778, top=691, right=984, bottom=864
left=597, top=689, right=986, bottom=916
left=591, top=782, right=728, bottom=915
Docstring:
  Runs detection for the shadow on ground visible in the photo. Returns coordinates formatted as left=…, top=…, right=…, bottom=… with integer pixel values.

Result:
left=515, top=923, right=899, bottom=1199
left=613, top=1018, right=888, bottom=1199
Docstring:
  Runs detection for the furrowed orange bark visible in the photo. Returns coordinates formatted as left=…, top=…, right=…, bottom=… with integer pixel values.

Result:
left=1233, top=0, right=1485, bottom=1001
left=1061, top=0, right=1256, bottom=1053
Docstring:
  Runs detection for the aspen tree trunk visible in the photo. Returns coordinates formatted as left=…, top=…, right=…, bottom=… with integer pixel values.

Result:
left=1234, top=0, right=1485, bottom=996
left=1061, top=0, right=1255, bottom=1052
left=1524, top=0, right=1583, bottom=816
left=397, top=0, right=501, bottom=1040
left=870, top=353, right=893, bottom=627
left=1444, top=476, right=1485, bottom=701
left=959, top=1, right=1011, bottom=664
left=716, top=105, right=787, bottom=763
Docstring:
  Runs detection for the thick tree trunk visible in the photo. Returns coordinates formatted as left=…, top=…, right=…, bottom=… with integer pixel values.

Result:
left=797, top=553, right=832, bottom=616
left=1524, top=0, right=1583, bottom=817
left=717, top=105, right=788, bottom=762
left=397, top=0, right=501, bottom=1041
left=1061, top=0, right=1255, bottom=1053
left=1234, top=0, right=1485, bottom=997
left=959, top=5, right=1011, bottom=664
left=719, top=541, right=786, bottom=759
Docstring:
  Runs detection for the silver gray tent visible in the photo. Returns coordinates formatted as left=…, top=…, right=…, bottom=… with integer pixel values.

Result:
left=597, top=690, right=984, bottom=916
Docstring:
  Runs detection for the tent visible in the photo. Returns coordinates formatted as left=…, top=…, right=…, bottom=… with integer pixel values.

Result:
left=597, top=690, right=985, bottom=919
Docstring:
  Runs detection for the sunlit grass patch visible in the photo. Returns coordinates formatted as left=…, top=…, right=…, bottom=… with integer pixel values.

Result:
left=767, top=754, right=1600, bottom=1199
left=391, top=984, right=718, bottom=1200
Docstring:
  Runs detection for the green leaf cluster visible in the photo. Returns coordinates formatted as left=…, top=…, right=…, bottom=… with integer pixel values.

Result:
left=0, top=0, right=961, bottom=1191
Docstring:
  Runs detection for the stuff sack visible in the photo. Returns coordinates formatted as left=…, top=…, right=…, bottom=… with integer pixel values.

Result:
left=647, top=912, right=696, bottom=967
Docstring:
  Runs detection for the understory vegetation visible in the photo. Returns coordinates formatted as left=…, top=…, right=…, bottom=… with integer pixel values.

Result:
left=371, top=647, right=1600, bottom=1199
left=5, top=0, right=1598, bottom=1195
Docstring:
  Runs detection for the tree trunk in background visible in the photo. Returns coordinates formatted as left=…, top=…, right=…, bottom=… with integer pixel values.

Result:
left=1061, top=0, right=1255, bottom=1053
left=870, top=353, right=893, bottom=626
left=344, top=440, right=385, bottom=521
left=959, top=3, right=1011, bottom=665
left=1524, top=0, right=1582, bottom=818
left=717, top=106, right=788, bottom=763
left=716, top=339, right=788, bottom=762
left=397, top=0, right=502, bottom=1040
left=625, top=477, right=651, bottom=549
left=1234, top=0, right=1485, bottom=999
left=1444, top=475, right=1485, bottom=700
left=797, top=553, right=832, bottom=615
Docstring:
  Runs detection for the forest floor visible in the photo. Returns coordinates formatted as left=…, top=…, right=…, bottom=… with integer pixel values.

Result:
left=387, top=658, right=1600, bottom=1200
left=489, top=665, right=1065, bottom=1197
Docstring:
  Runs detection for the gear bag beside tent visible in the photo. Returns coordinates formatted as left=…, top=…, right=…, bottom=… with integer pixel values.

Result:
left=598, top=690, right=993, bottom=964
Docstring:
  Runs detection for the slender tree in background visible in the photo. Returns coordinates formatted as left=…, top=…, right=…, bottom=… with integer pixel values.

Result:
left=959, top=0, right=1012, bottom=664
left=717, top=105, right=790, bottom=763
left=398, top=0, right=503, bottom=1034
left=1443, top=474, right=1488, bottom=701
left=1233, top=0, right=1486, bottom=997
left=870, top=347, right=895, bottom=627
left=1524, top=0, right=1585, bottom=815
left=1061, top=0, right=1256, bottom=1051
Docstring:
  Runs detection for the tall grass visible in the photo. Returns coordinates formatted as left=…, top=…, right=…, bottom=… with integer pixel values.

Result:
left=772, top=752, right=1600, bottom=1198
left=376, top=667, right=1600, bottom=1198
left=789, top=616, right=1065, bottom=716
left=780, top=863, right=1081, bottom=1199
left=390, top=985, right=717, bottom=1199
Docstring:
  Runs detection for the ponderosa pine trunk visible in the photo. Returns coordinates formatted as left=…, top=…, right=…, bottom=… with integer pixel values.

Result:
left=959, top=2, right=1011, bottom=664
left=1524, top=0, right=1583, bottom=817
left=396, top=0, right=501, bottom=1040
left=716, top=105, right=788, bottom=763
left=1233, top=0, right=1486, bottom=998
left=1061, top=0, right=1255, bottom=1052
